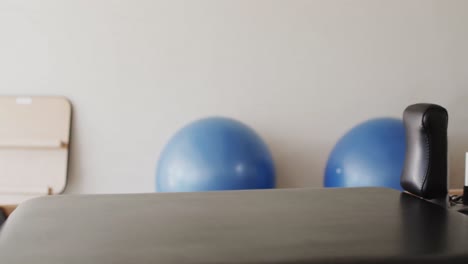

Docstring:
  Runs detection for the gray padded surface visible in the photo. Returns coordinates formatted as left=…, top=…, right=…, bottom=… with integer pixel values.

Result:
left=1, top=187, right=468, bottom=263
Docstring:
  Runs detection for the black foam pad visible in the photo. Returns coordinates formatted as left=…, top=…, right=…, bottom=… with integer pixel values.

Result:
left=401, top=103, right=448, bottom=199
left=2, top=188, right=468, bottom=263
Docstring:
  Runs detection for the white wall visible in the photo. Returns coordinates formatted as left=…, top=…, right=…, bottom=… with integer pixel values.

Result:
left=1, top=0, right=467, bottom=194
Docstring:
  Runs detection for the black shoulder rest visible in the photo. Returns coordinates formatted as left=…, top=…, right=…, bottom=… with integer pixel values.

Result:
left=401, top=103, right=448, bottom=200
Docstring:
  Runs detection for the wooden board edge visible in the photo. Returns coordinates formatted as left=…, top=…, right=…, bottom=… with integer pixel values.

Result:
left=0, top=205, right=18, bottom=217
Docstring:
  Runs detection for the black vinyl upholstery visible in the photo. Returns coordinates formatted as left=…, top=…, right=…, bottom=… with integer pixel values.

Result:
left=401, top=103, right=448, bottom=200
left=2, top=188, right=468, bottom=264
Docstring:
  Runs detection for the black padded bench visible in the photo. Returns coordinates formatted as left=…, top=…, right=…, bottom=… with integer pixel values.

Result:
left=1, top=187, right=468, bottom=263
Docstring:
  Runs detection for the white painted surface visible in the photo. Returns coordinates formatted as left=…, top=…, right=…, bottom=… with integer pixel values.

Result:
left=0, top=0, right=467, bottom=194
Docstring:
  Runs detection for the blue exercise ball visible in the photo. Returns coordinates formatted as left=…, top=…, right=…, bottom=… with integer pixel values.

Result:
left=324, top=118, right=406, bottom=191
left=156, top=117, right=275, bottom=192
